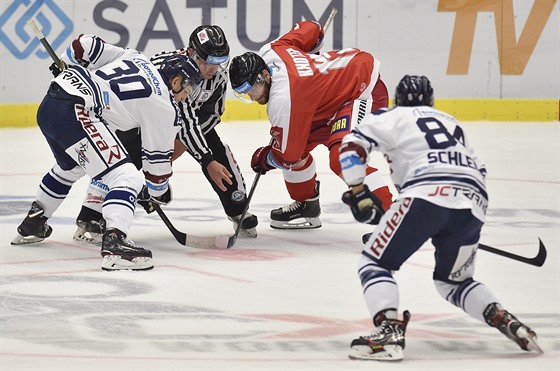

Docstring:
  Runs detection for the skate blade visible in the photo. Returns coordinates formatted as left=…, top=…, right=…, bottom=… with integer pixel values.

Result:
left=73, top=227, right=102, bottom=246
left=519, top=328, right=544, bottom=354
left=349, top=345, right=403, bottom=361
left=11, top=233, right=45, bottom=245
left=270, top=217, right=322, bottom=230
left=101, top=255, right=154, bottom=271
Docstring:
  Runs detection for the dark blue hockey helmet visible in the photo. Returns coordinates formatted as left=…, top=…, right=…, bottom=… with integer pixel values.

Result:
left=159, top=54, right=203, bottom=97
left=394, top=75, right=434, bottom=107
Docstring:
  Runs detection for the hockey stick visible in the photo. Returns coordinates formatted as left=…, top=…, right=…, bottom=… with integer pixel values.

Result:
left=157, top=8, right=338, bottom=249
left=324, top=7, right=338, bottom=32
left=226, top=172, right=262, bottom=248
left=223, top=7, right=339, bottom=247
left=27, top=18, right=64, bottom=69
left=361, top=235, right=547, bottom=267
left=28, top=18, right=231, bottom=250
left=155, top=206, right=231, bottom=249
left=478, top=239, right=547, bottom=267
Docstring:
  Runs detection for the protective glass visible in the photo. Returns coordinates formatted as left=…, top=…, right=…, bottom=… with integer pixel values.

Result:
left=233, top=74, right=266, bottom=104
left=181, top=75, right=203, bottom=102
left=193, top=51, right=230, bottom=74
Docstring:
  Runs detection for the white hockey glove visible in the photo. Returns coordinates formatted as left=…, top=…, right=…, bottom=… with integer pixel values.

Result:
left=137, top=185, right=172, bottom=214
left=339, top=141, right=368, bottom=186
left=342, top=184, right=385, bottom=225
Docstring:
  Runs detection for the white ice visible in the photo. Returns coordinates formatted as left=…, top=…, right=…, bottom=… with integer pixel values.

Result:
left=1, top=121, right=559, bottom=371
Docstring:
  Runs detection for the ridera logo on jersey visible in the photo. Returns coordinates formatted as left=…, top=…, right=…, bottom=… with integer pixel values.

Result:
left=367, top=198, right=413, bottom=258
left=0, top=0, right=73, bottom=60
left=330, top=116, right=350, bottom=134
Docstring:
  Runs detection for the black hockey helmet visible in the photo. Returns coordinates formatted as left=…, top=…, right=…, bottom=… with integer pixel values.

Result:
left=189, top=25, right=230, bottom=69
left=159, top=54, right=203, bottom=99
left=394, top=75, right=434, bottom=107
left=229, top=52, right=268, bottom=93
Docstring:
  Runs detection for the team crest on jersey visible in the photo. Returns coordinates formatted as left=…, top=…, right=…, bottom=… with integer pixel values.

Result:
left=231, top=190, right=245, bottom=203
left=330, top=115, right=350, bottom=134
left=75, top=142, right=90, bottom=168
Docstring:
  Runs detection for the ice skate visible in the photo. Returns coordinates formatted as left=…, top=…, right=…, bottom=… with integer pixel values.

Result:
left=11, top=201, right=53, bottom=245
left=229, top=212, right=258, bottom=238
left=484, top=303, right=543, bottom=353
left=349, top=310, right=411, bottom=361
left=270, top=181, right=321, bottom=229
left=101, top=229, right=153, bottom=271
left=73, top=219, right=104, bottom=245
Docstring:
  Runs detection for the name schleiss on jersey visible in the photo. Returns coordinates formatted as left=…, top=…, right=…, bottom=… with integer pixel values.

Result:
left=427, top=150, right=479, bottom=171
left=286, top=48, right=313, bottom=76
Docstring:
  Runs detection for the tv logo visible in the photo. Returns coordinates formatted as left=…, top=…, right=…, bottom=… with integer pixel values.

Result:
left=0, top=0, right=73, bottom=59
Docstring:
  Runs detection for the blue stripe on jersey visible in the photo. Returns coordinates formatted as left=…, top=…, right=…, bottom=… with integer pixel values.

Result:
left=142, top=149, right=173, bottom=163
left=146, top=179, right=169, bottom=192
left=103, top=187, right=136, bottom=213
left=65, top=46, right=79, bottom=64
left=89, top=36, right=104, bottom=64
left=67, top=65, right=105, bottom=109
left=340, top=153, right=363, bottom=170
left=39, top=172, right=72, bottom=199
left=352, top=128, right=379, bottom=147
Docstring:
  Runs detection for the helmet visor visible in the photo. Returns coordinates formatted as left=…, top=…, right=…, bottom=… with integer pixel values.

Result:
left=181, top=74, right=203, bottom=102
left=232, top=74, right=266, bottom=104
left=194, top=51, right=230, bottom=73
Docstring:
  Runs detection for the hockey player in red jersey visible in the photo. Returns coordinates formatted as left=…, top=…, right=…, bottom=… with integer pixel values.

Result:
left=229, top=20, right=393, bottom=229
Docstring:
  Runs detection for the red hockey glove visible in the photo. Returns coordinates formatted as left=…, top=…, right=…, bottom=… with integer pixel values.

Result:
left=342, top=184, right=385, bottom=225
left=251, top=145, right=275, bottom=174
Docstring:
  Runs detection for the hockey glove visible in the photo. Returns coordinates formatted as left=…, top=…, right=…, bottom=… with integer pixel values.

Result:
left=251, top=145, right=275, bottom=174
left=137, top=185, right=172, bottom=214
left=49, top=62, right=66, bottom=78
left=342, top=184, right=385, bottom=225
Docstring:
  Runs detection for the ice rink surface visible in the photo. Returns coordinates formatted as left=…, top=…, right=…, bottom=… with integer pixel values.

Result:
left=1, top=121, right=559, bottom=371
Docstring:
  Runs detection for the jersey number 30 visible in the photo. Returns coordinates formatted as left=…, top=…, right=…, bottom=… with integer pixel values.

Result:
left=96, top=61, right=152, bottom=101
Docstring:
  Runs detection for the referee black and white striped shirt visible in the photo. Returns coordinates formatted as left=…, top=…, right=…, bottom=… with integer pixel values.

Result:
left=151, top=48, right=228, bottom=167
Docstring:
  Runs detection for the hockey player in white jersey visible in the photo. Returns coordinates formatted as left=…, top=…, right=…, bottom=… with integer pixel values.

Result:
left=339, top=75, right=542, bottom=360
left=47, top=34, right=201, bottom=245
left=12, top=35, right=202, bottom=271
left=73, top=26, right=258, bottom=244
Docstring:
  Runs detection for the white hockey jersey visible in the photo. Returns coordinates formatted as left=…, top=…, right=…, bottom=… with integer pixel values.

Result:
left=341, top=106, right=488, bottom=222
left=58, top=34, right=181, bottom=195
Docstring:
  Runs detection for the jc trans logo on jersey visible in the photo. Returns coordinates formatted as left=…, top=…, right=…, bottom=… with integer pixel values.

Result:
left=0, top=0, right=73, bottom=59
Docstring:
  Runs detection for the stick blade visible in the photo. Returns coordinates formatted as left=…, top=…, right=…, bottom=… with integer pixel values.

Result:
left=533, top=238, right=547, bottom=267
left=186, top=234, right=231, bottom=249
